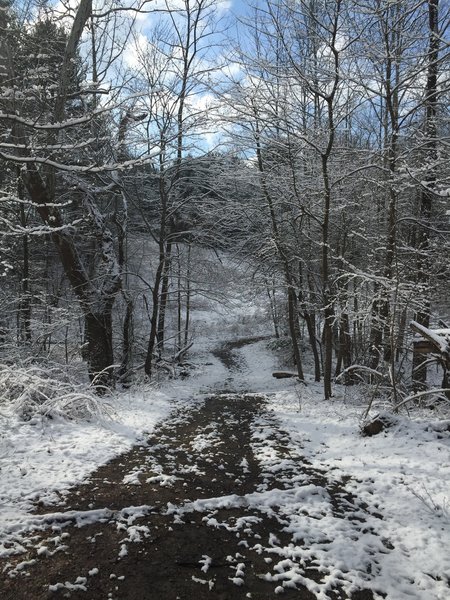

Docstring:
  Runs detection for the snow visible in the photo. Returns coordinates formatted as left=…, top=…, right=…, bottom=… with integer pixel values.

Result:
left=411, top=320, right=450, bottom=354
left=167, top=338, right=449, bottom=599
left=199, top=554, right=212, bottom=573
left=265, top=379, right=450, bottom=600
left=0, top=386, right=172, bottom=551
left=0, top=303, right=449, bottom=598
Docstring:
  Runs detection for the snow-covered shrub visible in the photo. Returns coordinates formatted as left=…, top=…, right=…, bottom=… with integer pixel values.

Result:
left=0, top=363, right=112, bottom=422
left=267, top=336, right=291, bottom=351
left=408, top=484, right=450, bottom=522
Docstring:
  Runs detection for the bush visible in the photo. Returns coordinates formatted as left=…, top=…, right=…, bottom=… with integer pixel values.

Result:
left=0, top=363, right=113, bottom=422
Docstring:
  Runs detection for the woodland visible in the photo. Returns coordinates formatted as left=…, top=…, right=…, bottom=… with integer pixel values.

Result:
left=0, top=0, right=449, bottom=406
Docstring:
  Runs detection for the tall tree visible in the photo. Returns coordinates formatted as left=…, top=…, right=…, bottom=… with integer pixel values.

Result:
left=412, top=0, right=441, bottom=387
left=0, top=0, right=147, bottom=387
left=128, top=0, right=222, bottom=377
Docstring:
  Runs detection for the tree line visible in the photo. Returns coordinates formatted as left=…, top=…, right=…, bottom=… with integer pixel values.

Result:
left=0, top=0, right=449, bottom=400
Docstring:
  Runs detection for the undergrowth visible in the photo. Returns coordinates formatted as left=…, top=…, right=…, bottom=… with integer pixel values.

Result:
left=0, top=363, right=113, bottom=422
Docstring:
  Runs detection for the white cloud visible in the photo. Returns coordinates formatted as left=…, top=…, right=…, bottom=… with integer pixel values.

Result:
left=124, top=33, right=150, bottom=69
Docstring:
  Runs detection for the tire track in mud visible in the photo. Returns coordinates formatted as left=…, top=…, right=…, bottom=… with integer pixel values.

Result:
left=0, top=341, right=380, bottom=600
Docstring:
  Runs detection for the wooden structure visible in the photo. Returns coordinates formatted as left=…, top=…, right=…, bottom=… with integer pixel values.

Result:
left=410, top=321, right=450, bottom=397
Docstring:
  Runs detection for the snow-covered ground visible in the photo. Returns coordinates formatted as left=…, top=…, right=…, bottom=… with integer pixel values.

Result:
left=241, top=341, right=450, bottom=599
left=0, top=385, right=171, bottom=544
left=267, top=395, right=450, bottom=599
left=1, top=303, right=449, bottom=599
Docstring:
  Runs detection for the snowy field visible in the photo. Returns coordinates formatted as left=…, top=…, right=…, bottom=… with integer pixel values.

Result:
left=0, top=328, right=449, bottom=598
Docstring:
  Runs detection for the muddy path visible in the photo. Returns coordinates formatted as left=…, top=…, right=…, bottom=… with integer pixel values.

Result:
left=210, top=336, right=269, bottom=372
left=0, top=342, right=379, bottom=600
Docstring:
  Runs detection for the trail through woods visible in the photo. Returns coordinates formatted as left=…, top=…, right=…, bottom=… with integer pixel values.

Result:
left=1, top=339, right=449, bottom=599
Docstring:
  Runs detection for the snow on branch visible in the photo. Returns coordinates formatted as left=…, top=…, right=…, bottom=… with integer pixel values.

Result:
left=0, top=216, right=81, bottom=236
left=0, top=110, right=101, bottom=131
left=394, top=388, right=450, bottom=412
left=0, top=92, right=148, bottom=131
left=0, top=138, right=101, bottom=152
left=0, top=364, right=113, bottom=422
left=410, top=321, right=450, bottom=357
left=0, top=151, right=159, bottom=174
left=335, top=364, right=386, bottom=382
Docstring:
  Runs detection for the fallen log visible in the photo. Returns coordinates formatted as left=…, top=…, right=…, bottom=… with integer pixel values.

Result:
left=272, top=371, right=298, bottom=379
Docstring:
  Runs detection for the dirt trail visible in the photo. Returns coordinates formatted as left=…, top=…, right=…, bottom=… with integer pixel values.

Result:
left=0, top=342, right=378, bottom=600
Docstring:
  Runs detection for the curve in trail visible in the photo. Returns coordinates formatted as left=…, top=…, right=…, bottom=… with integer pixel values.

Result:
left=0, top=341, right=380, bottom=600
left=211, top=336, right=269, bottom=372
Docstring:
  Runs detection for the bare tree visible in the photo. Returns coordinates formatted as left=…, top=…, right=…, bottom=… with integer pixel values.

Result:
left=0, top=0, right=154, bottom=387
left=412, top=0, right=441, bottom=387
left=124, top=0, right=222, bottom=377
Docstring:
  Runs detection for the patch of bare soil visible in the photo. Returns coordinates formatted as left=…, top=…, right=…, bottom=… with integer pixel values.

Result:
left=211, top=336, right=269, bottom=371
left=0, top=391, right=380, bottom=600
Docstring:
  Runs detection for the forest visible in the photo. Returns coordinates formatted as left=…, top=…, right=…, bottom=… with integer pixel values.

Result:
left=2, top=2, right=450, bottom=599
left=0, top=0, right=449, bottom=405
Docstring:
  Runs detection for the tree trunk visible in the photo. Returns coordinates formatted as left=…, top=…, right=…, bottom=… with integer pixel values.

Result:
left=144, top=258, right=165, bottom=377
left=85, top=309, right=114, bottom=389
left=118, top=294, right=133, bottom=384
left=184, top=243, right=191, bottom=348
left=115, top=215, right=134, bottom=381
left=396, top=307, right=407, bottom=362
left=322, top=306, right=334, bottom=399
left=318, top=0, right=341, bottom=399
left=144, top=139, right=169, bottom=378
left=18, top=180, right=31, bottom=344
left=253, top=115, right=304, bottom=381
left=369, top=288, right=383, bottom=370
left=412, top=0, right=439, bottom=389
left=305, top=310, right=321, bottom=382
left=22, top=168, right=121, bottom=388
left=266, top=277, right=280, bottom=339
left=336, top=312, right=353, bottom=384
left=4, top=0, right=120, bottom=389
left=321, top=148, right=336, bottom=399
left=157, top=238, right=173, bottom=353
left=287, top=285, right=304, bottom=381
left=176, top=245, right=182, bottom=353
